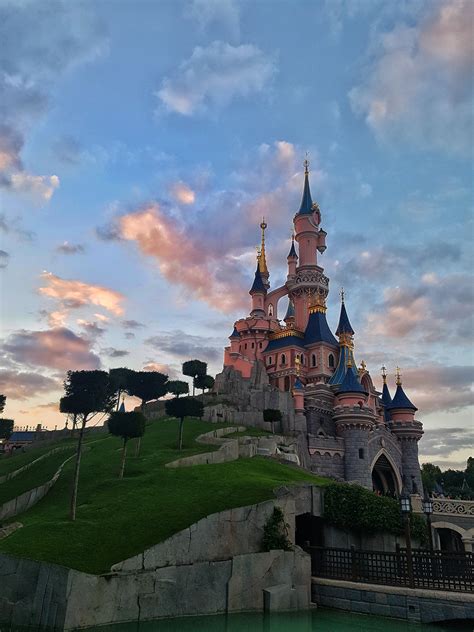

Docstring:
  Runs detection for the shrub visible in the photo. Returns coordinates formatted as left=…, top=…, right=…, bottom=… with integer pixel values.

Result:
left=262, top=507, right=293, bottom=552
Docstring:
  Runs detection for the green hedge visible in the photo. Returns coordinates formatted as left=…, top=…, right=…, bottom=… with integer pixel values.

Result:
left=323, top=483, right=428, bottom=547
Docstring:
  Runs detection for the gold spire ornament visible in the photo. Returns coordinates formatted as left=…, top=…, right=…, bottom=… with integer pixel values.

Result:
left=258, top=217, right=269, bottom=275
left=340, top=287, right=345, bottom=303
left=295, top=355, right=301, bottom=376
left=304, top=152, right=310, bottom=174
left=308, top=292, right=327, bottom=314
left=381, top=365, right=387, bottom=384
left=396, top=366, right=402, bottom=386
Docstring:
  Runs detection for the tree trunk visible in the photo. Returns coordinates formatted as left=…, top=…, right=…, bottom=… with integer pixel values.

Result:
left=136, top=401, right=145, bottom=456
left=70, top=416, right=86, bottom=521
left=116, top=389, right=122, bottom=411
left=192, top=379, right=195, bottom=397
left=119, top=438, right=127, bottom=479
left=71, top=413, right=77, bottom=437
left=178, top=417, right=184, bottom=450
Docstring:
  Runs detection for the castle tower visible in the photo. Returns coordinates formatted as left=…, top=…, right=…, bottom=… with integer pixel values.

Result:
left=380, top=365, right=392, bottom=423
left=258, top=218, right=270, bottom=289
left=388, top=368, right=423, bottom=494
left=303, top=294, right=338, bottom=382
left=329, top=290, right=358, bottom=385
left=333, top=361, right=376, bottom=488
left=287, top=233, right=298, bottom=278
left=288, top=160, right=329, bottom=330
left=249, top=260, right=267, bottom=317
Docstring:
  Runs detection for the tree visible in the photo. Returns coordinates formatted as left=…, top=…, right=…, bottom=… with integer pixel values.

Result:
left=0, top=394, right=6, bottom=414
left=63, top=370, right=116, bottom=521
left=263, top=409, right=282, bottom=434
left=127, top=371, right=168, bottom=455
left=165, top=397, right=204, bottom=450
left=109, top=368, right=135, bottom=410
left=59, top=393, right=83, bottom=436
left=182, top=360, right=207, bottom=396
left=167, top=380, right=189, bottom=398
left=194, top=374, right=215, bottom=396
left=108, top=411, right=145, bottom=478
left=421, top=463, right=442, bottom=493
left=0, top=419, right=14, bottom=441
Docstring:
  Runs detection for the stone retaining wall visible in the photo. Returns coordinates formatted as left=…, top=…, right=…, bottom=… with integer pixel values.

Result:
left=311, top=577, right=474, bottom=623
left=0, top=452, right=74, bottom=522
left=165, top=426, right=245, bottom=468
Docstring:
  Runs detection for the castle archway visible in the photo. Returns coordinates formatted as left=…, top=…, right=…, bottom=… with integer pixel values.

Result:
left=371, top=450, right=401, bottom=495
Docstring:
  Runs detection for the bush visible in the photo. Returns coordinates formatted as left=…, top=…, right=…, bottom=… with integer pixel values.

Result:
left=262, top=507, right=293, bottom=552
left=323, top=483, right=428, bottom=547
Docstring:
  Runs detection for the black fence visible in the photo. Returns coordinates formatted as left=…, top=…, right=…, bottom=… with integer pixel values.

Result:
left=308, top=546, right=473, bottom=593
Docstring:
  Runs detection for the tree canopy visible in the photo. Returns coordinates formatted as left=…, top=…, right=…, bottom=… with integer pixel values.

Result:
left=127, top=371, right=168, bottom=408
left=167, top=380, right=189, bottom=398
left=194, top=373, right=215, bottom=394
left=0, top=419, right=14, bottom=440
left=165, top=396, right=204, bottom=450
left=108, top=411, right=146, bottom=479
left=63, top=370, right=116, bottom=420
left=0, top=394, right=6, bottom=414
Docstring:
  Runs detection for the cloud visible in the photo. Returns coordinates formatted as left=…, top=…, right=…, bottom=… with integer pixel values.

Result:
left=38, top=272, right=125, bottom=324
left=156, top=41, right=276, bottom=115
left=185, top=0, right=240, bottom=40
left=0, top=369, right=59, bottom=401
left=2, top=327, right=101, bottom=372
left=0, top=250, right=9, bottom=268
left=118, top=204, right=247, bottom=312
left=170, top=181, right=196, bottom=205
left=102, top=347, right=129, bottom=358
left=124, top=332, right=135, bottom=340
left=142, top=361, right=179, bottom=379
left=420, top=426, right=474, bottom=458
left=145, top=330, right=222, bottom=363
left=0, top=1, right=106, bottom=198
left=350, top=0, right=473, bottom=155
left=77, top=319, right=106, bottom=339
left=122, top=320, right=145, bottom=329
left=56, top=241, right=85, bottom=255
left=0, top=213, right=35, bottom=241
left=52, top=135, right=83, bottom=165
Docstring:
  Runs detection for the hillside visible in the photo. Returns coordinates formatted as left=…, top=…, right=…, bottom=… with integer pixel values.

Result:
left=0, top=419, right=327, bottom=574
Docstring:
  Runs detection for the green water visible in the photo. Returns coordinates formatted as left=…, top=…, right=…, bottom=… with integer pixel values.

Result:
left=87, top=609, right=472, bottom=632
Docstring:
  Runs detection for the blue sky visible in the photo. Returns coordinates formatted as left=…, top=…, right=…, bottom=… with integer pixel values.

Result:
left=0, top=0, right=472, bottom=468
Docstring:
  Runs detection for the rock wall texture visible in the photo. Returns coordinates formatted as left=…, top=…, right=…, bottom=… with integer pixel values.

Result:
left=312, top=578, right=474, bottom=623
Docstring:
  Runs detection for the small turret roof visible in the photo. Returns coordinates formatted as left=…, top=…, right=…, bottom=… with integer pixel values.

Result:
left=389, top=384, right=417, bottom=411
left=294, top=377, right=304, bottom=390
left=287, top=238, right=297, bottom=259
left=338, top=366, right=367, bottom=395
left=249, top=263, right=266, bottom=294
left=381, top=382, right=392, bottom=421
left=264, top=335, right=305, bottom=352
left=335, top=299, right=355, bottom=336
left=229, top=327, right=239, bottom=339
left=297, top=162, right=314, bottom=215
left=284, top=299, right=295, bottom=321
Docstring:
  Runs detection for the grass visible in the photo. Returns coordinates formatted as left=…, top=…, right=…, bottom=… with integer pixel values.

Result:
left=0, top=418, right=328, bottom=574
left=0, top=437, right=79, bottom=477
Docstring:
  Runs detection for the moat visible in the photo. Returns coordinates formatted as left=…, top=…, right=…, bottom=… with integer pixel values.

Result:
left=87, top=610, right=472, bottom=632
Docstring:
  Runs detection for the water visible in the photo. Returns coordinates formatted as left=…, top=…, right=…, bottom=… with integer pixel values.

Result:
left=86, top=609, right=472, bottom=632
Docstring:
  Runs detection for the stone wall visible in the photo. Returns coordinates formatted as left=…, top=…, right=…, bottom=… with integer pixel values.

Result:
left=312, top=577, right=474, bottom=623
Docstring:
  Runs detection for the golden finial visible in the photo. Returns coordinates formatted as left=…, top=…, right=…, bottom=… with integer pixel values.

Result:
left=340, top=287, right=345, bottom=303
left=381, top=365, right=387, bottom=384
left=347, top=355, right=353, bottom=369
left=295, top=355, right=301, bottom=376
left=308, top=293, right=327, bottom=314
left=360, top=360, right=367, bottom=372
left=304, top=152, right=310, bottom=174
left=396, top=366, right=402, bottom=386
left=258, top=218, right=268, bottom=275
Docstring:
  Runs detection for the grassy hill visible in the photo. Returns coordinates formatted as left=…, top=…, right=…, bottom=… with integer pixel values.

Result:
left=0, top=419, right=327, bottom=574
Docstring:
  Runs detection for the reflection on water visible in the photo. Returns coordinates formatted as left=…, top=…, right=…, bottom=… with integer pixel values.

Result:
left=87, top=609, right=473, bottom=632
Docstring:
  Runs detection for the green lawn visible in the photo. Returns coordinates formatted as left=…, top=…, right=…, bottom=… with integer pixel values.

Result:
left=226, top=427, right=272, bottom=438
left=0, top=419, right=327, bottom=574
left=0, top=437, right=79, bottom=477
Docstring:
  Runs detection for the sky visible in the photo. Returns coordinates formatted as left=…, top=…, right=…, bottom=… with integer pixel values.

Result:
left=0, top=0, right=472, bottom=469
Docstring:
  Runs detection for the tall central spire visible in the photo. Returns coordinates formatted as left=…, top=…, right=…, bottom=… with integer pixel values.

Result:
left=297, top=157, right=314, bottom=215
left=258, top=217, right=268, bottom=275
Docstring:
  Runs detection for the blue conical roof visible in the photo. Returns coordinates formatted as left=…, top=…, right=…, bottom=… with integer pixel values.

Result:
left=389, top=384, right=417, bottom=411
left=381, top=382, right=392, bottom=421
left=288, top=239, right=297, bottom=258
left=339, top=367, right=367, bottom=395
left=294, top=376, right=304, bottom=390
left=284, top=299, right=295, bottom=321
left=229, top=327, right=239, bottom=339
left=297, top=169, right=314, bottom=215
left=118, top=401, right=126, bottom=413
left=328, top=344, right=358, bottom=385
left=304, top=310, right=338, bottom=346
left=249, top=263, right=266, bottom=294
left=335, top=301, right=354, bottom=336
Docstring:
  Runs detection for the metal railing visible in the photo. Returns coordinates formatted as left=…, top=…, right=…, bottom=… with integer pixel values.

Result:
left=308, top=545, right=473, bottom=593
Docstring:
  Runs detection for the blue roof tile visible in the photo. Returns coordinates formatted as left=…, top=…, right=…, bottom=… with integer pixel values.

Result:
left=304, top=310, right=338, bottom=346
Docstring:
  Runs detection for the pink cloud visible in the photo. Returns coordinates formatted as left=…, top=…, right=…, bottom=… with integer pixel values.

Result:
left=170, top=181, right=196, bottom=205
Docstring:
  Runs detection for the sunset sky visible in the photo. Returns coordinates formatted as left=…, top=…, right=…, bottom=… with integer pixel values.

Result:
left=0, top=0, right=472, bottom=468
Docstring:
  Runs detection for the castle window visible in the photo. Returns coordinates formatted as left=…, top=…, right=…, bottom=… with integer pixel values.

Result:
left=359, top=448, right=364, bottom=459
left=311, top=354, right=316, bottom=367
left=328, top=354, right=335, bottom=368
left=281, top=354, right=286, bottom=365
left=244, top=343, right=247, bottom=350
left=268, top=304, right=274, bottom=317
left=251, top=342, right=255, bottom=349
left=267, top=356, right=272, bottom=365
left=259, top=342, right=262, bottom=349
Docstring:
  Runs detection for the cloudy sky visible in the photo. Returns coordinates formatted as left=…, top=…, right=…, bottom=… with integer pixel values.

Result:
left=0, top=0, right=472, bottom=468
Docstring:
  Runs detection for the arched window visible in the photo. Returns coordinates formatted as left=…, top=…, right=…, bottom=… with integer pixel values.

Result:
left=281, top=354, right=286, bottom=365
left=251, top=342, right=255, bottom=349
left=259, top=342, right=262, bottom=349
left=268, top=304, right=274, bottom=317
left=284, top=376, right=290, bottom=391
left=244, top=343, right=248, bottom=350
left=311, top=354, right=316, bottom=367
left=267, top=356, right=272, bottom=365
left=328, top=354, right=335, bottom=368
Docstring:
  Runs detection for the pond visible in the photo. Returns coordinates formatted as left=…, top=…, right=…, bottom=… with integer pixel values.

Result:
left=85, top=609, right=472, bottom=631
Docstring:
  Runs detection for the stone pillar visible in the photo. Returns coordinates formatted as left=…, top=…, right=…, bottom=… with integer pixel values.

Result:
left=462, top=537, right=473, bottom=553
left=391, top=421, right=423, bottom=494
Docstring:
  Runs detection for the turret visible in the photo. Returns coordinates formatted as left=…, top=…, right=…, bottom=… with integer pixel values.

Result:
left=287, top=233, right=298, bottom=278
left=284, top=298, right=296, bottom=326
left=293, top=160, right=324, bottom=268
left=329, top=289, right=358, bottom=385
left=380, top=365, right=392, bottom=422
left=228, top=326, right=240, bottom=355
left=249, top=261, right=266, bottom=317
left=389, top=368, right=423, bottom=494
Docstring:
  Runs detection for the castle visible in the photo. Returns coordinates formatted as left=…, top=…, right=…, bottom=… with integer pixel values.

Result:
left=217, top=161, right=424, bottom=494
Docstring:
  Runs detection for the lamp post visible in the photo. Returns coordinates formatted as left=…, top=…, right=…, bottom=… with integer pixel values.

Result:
left=400, top=490, right=414, bottom=588
left=422, top=491, right=434, bottom=552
